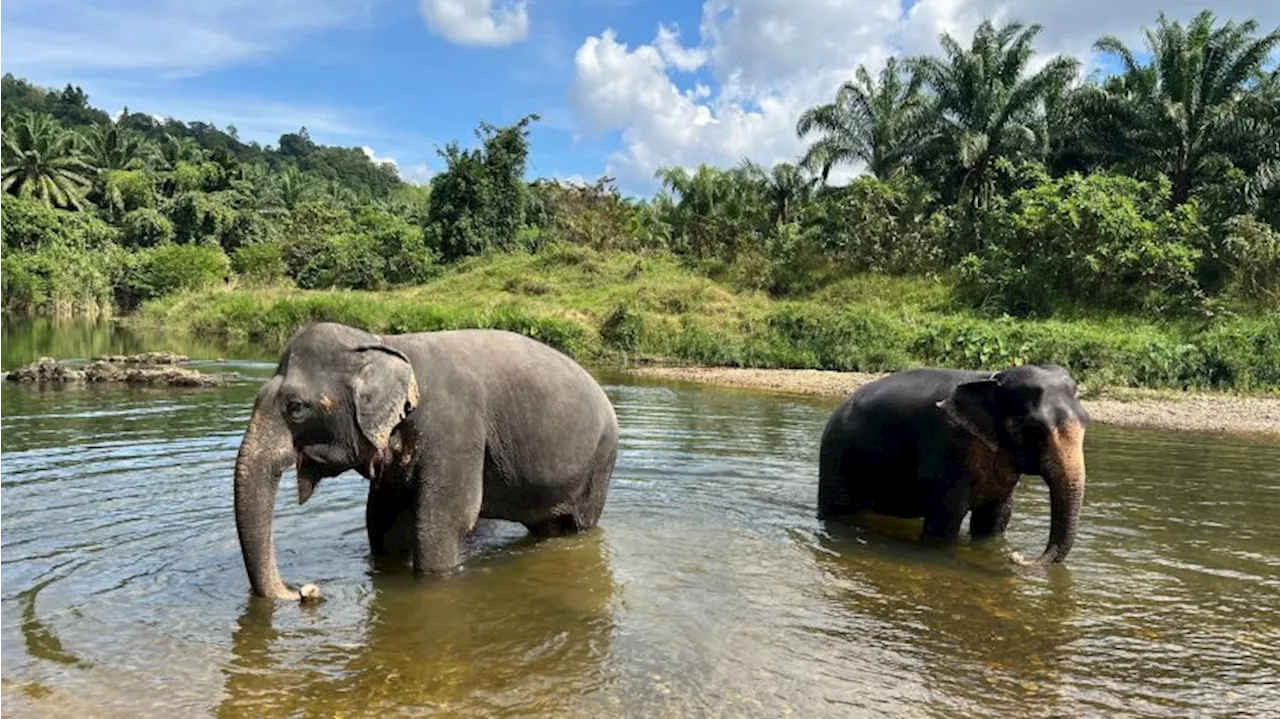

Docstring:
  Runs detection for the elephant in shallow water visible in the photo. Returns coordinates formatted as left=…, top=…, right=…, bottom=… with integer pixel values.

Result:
left=233, top=322, right=619, bottom=600
left=817, top=364, right=1089, bottom=564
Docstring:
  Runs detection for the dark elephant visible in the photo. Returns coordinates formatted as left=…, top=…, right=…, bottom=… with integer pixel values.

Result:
left=233, top=322, right=619, bottom=600
left=817, top=364, right=1089, bottom=564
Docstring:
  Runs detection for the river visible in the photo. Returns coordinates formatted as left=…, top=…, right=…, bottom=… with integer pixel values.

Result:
left=2, top=319, right=1278, bottom=717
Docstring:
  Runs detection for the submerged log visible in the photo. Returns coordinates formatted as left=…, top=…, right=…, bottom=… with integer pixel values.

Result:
left=4, top=356, right=233, bottom=387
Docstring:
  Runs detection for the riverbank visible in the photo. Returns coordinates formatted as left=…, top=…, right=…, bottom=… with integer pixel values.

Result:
left=127, top=248, right=1280, bottom=396
left=627, top=366, right=1280, bottom=438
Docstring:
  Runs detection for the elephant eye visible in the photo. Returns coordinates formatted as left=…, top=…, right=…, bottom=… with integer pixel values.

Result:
left=285, top=398, right=308, bottom=422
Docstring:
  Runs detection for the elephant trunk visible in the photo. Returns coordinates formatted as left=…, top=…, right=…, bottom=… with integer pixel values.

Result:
left=1019, top=421, right=1087, bottom=565
left=233, top=380, right=301, bottom=600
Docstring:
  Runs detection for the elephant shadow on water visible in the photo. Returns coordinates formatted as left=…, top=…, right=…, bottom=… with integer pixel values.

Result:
left=215, top=527, right=619, bottom=718
left=807, top=522, right=1083, bottom=716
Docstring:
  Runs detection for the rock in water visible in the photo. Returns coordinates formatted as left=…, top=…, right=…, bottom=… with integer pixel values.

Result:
left=4, top=355, right=233, bottom=387
left=92, top=352, right=189, bottom=366
left=4, top=357, right=85, bottom=383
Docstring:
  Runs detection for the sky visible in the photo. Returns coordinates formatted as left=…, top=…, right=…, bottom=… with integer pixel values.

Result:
left=2, top=0, right=1277, bottom=194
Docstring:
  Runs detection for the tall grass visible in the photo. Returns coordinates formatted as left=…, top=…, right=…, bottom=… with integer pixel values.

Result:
left=132, top=246, right=1280, bottom=393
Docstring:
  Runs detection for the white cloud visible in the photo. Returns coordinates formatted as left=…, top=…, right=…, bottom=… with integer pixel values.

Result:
left=0, top=0, right=364, bottom=77
left=399, top=162, right=435, bottom=184
left=418, top=0, right=529, bottom=46
left=570, top=0, right=1280, bottom=192
left=361, top=145, right=399, bottom=168
left=362, top=147, right=434, bottom=185
left=655, top=24, right=707, bottom=72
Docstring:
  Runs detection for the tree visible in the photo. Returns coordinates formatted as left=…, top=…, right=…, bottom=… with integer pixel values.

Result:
left=1, top=112, right=95, bottom=210
left=796, top=57, right=926, bottom=181
left=83, top=123, right=157, bottom=170
left=1084, top=11, right=1280, bottom=206
left=739, top=160, right=819, bottom=225
left=908, top=20, right=1080, bottom=210
left=425, top=115, right=538, bottom=262
left=273, top=165, right=318, bottom=210
left=157, top=134, right=206, bottom=169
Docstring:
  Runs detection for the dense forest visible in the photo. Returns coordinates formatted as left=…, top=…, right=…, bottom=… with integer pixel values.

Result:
left=3, top=11, right=1279, bottom=389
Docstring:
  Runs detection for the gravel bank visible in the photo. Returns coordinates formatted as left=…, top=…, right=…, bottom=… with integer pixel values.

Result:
left=626, top=366, right=1280, bottom=438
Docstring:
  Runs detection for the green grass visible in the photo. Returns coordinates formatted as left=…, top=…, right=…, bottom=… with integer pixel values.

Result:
left=130, top=245, right=1280, bottom=393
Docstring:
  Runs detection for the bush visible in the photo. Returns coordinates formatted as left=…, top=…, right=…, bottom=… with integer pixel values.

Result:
left=1, top=243, right=125, bottom=315
left=128, top=244, right=230, bottom=302
left=958, top=173, right=1206, bottom=316
left=120, top=208, right=174, bottom=247
left=101, top=170, right=156, bottom=215
left=166, top=191, right=238, bottom=246
left=1215, top=216, right=1280, bottom=308
left=1, top=196, right=119, bottom=250
left=232, top=241, right=288, bottom=286
left=286, top=208, right=436, bottom=290
left=600, top=301, right=644, bottom=352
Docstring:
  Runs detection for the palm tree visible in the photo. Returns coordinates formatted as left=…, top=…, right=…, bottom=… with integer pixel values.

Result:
left=1, top=112, right=94, bottom=209
left=274, top=165, right=318, bottom=210
left=1084, top=11, right=1280, bottom=206
left=796, top=57, right=926, bottom=181
left=157, top=134, right=205, bottom=169
left=908, top=19, right=1080, bottom=208
left=83, top=123, right=157, bottom=171
left=655, top=164, right=764, bottom=258
left=739, top=160, right=818, bottom=225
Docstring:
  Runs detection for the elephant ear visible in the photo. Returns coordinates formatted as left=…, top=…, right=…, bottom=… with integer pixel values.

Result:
left=937, top=376, right=1002, bottom=452
left=349, top=344, right=419, bottom=451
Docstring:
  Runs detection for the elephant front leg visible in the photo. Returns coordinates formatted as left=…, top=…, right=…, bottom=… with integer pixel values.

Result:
left=920, top=466, right=971, bottom=542
left=367, top=480, right=416, bottom=561
left=412, top=448, right=484, bottom=576
left=970, top=492, right=1015, bottom=539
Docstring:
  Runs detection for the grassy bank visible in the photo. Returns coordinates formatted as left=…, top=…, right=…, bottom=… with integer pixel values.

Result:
left=130, top=246, right=1280, bottom=394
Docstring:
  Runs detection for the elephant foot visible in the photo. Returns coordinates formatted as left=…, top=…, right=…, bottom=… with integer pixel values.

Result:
left=299, top=584, right=322, bottom=602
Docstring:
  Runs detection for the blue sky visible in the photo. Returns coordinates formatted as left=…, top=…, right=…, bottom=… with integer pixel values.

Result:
left=3, top=1, right=1276, bottom=193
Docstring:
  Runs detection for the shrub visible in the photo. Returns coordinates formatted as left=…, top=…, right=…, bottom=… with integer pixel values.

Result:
left=231, top=241, right=288, bottom=287
left=599, top=301, right=644, bottom=352
left=958, top=173, right=1206, bottom=316
left=0, top=243, right=125, bottom=315
left=128, top=244, right=229, bottom=302
left=1215, top=216, right=1280, bottom=308
left=286, top=208, right=436, bottom=290
left=120, top=208, right=174, bottom=247
left=1, top=196, right=119, bottom=250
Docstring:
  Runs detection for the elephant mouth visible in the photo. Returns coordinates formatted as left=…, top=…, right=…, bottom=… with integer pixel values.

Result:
left=297, top=446, right=351, bottom=479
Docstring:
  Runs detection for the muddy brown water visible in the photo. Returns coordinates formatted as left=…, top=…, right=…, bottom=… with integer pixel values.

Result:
left=2, top=320, right=1279, bottom=717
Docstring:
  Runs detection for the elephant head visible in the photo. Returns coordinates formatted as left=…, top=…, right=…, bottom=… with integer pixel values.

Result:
left=938, top=364, right=1089, bottom=565
left=233, top=323, right=419, bottom=599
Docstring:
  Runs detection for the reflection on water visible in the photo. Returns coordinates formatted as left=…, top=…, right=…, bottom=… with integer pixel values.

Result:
left=3, top=327, right=1279, bottom=717
left=219, top=529, right=618, bottom=718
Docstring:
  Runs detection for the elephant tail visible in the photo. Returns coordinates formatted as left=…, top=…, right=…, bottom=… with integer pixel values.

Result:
left=574, top=432, right=618, bottom=530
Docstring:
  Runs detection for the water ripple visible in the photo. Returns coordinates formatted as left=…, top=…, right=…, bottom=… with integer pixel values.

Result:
left=3, top=376, right=1279, bottom=717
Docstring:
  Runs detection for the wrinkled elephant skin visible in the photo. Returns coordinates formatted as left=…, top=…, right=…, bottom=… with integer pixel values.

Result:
left=817, top=364, right=1089, bottom=564
left=233, top=322, right=619, bottom=600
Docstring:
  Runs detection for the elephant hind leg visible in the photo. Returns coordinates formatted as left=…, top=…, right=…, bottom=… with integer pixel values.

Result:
left=817, top=442, right=876, bottom=520
left=525, top=435, right=617, bottom=538
left=525, top=513, right=581, bottom=538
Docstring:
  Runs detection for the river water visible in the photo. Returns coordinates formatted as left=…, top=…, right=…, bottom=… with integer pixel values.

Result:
left=2, top=320, right=1279, bottom=717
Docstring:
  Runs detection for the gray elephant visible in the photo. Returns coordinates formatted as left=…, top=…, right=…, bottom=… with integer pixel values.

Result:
left=233, top=322, right=620, bottom=600
left=817, top=364, right=1089, bottom=564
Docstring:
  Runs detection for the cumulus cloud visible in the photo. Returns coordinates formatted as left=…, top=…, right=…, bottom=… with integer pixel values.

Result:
left=400, top=162, right=435, bottom=185
left=655, top=24, right=707, bottom=72
left=419, top=0, right=529, bottom=46
left=570, top=0, right=1280, bottom=191
left=362, top=146, right=434, bottom=185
